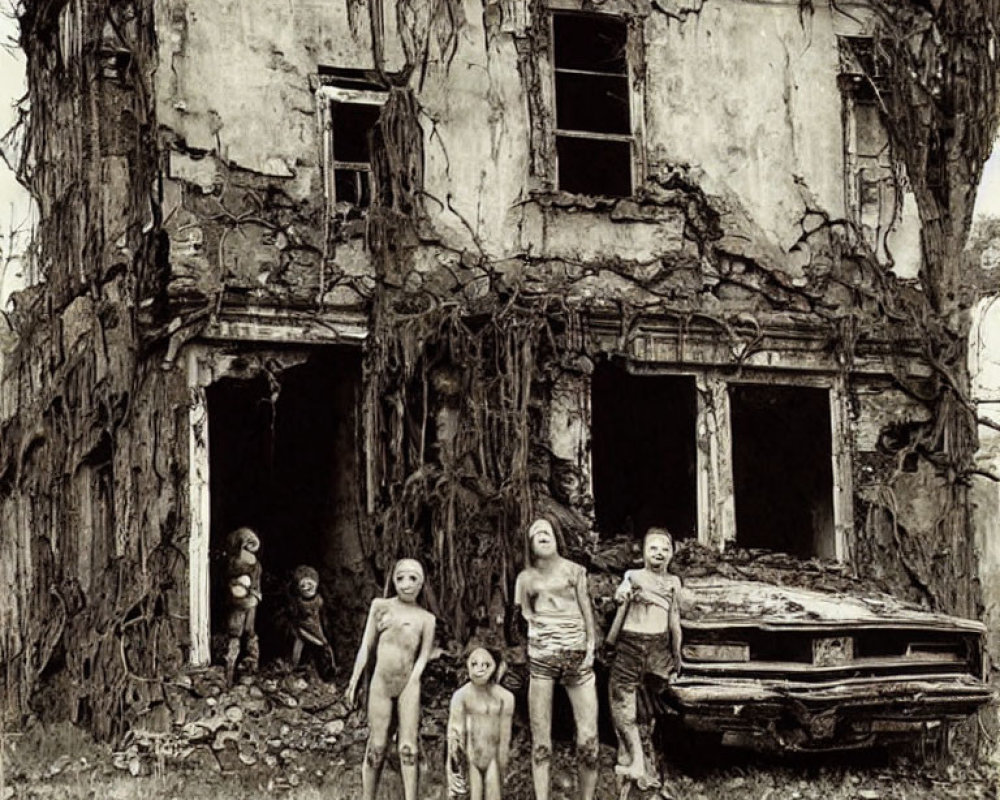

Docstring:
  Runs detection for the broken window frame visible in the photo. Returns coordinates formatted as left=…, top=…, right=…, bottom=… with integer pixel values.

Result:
left=704, top=370, right=852, bottom=562
left=584, top=364, right=852, bottom=562
left=838, top=36, right=899, bottom=258
left=316, top=85, right=387, bottom=214
left=544, top=2, right=646, bottom=197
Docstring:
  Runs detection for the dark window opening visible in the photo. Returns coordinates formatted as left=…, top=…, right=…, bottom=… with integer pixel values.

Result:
left=591, top=362, right=697, bottom=541
left=552, top=13, right=633, bottom=197
left=730, top=384, right=835, bottom=559
left=330, top=99, right=382, bottom=210
left=207, top=348, right=361, bottom=665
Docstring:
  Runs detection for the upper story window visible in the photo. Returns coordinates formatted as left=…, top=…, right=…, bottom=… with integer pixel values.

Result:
left=839, top=37, right=897, bottom=256
left=552, top=13, right=635, bottom=197
left=317, top=76, right=387, bottom=217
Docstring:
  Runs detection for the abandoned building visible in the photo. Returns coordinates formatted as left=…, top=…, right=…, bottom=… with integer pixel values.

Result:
left=2, top=0, right=1000, bottom=740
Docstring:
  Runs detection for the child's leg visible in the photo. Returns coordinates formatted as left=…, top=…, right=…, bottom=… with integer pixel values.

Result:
left=566, top=674, right=599, bottom=800
left=483, top=759, right=502, bottom=800
left=397, top=679, right=421, bottom=800
left=469, top=763, right=485, bottom=800
left=609, top=679, right=644, bottom=779
left=528, top=676, right=555, bottom=800
left=291, top=636, right=303, bottom=668
left=362, top=678, right=393, bottom=800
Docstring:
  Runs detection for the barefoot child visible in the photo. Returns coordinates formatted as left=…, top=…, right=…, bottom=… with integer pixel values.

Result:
left=447, top=646, right=514, bottom=800
left=346, top=558, right=436, bottom=800
left=515, top=517, right=599, bottom=800
left=607, top=527, right=683, bottom=790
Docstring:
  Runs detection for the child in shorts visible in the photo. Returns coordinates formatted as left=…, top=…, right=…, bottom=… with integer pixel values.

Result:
left=607, top=526, right=683, bottom=788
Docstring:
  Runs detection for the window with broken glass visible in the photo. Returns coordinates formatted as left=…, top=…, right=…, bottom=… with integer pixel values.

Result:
left=317, top=83, right=386, bottom=217
left=551, top=12, right=636, bottom=197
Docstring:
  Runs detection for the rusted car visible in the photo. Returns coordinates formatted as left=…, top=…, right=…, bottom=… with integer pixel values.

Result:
left=666, top=574, right=992, bottom=751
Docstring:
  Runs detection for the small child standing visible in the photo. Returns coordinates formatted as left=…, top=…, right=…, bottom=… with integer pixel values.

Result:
left=607, top=527, right=683, bottom=789
left=288, top=565, right=336, bottom=677
left=447, top=646, right=515, bottom=800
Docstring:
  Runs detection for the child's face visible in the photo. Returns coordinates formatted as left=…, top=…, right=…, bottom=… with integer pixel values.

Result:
left=393, top=561, right=424, bottom=601
left=643, top=533, right=673, bottom=569
left=467, top=648, right=497, bottom=686
left=242, top=532, right=260, bottom=554
left=298, top=577, right=318, bottom=598
left=529, top=523, right=557, bottom=559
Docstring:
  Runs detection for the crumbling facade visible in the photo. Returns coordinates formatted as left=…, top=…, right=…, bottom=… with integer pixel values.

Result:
left=2, top=0, right=999, bottom=737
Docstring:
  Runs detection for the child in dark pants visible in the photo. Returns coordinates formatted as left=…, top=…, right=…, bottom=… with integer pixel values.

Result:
left=607, top=527, right=683, bottom=789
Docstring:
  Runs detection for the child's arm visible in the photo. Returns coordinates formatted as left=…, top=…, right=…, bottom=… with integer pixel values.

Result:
left=613, top=571, right=634, bottom=604
left=669, top=577, right=683, bottom=672
left=574, top=565, right=598, bottom=669
left=514, top=571, right=531, bottom=623
left=346, top=600, right=380, bottom=708
left=605, top=598, right=630, bottom=647
left=498, top=687, right=515, bottom=777
left=446, top=689, right=469, bottom=798
left=405, top=610, right=437, bottom=691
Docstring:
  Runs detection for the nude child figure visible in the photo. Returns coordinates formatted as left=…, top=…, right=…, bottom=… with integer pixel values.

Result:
left=447, top=646, right=515, bottom=800
left=346, top=558, right=436, bottom=800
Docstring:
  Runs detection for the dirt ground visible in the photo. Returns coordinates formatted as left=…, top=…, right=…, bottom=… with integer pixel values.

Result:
left=3, top=714, right=1000, bottom=800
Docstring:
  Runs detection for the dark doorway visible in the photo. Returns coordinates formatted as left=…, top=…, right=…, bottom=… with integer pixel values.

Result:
left=730, top=383, right=834, bottom=558
left=207, top=348, right=361, bottom=662
left=591, top=362, right=697, bottom=540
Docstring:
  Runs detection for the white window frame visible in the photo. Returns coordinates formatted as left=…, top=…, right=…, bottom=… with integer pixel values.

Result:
left=316, top=85, right=388, bottom=212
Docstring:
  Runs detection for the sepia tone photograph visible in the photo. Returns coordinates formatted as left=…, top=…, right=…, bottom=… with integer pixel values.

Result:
left=2, top=1, right=1000, bottom=798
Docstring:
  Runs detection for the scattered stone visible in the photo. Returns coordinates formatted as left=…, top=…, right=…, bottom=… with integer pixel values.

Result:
left=46, top=755, right=72, bottom=776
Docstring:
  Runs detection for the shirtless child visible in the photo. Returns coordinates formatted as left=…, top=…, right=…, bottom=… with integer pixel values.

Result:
left=514, top=517, right=599, bottom=800
left=447, top=646, right=515, bottom=800
left=346, top=558, right=436, bottom=800
left=607, top=527, right=683, bottom=788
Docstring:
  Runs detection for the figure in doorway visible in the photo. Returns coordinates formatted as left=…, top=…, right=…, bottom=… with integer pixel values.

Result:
left=223, top=526, right=262, bottom=685
left=288, top=564, right=336, bottom=678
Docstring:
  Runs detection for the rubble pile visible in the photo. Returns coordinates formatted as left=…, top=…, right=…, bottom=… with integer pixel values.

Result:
left=108, top=664, right=447, bottom=789
left=115, top=667, right=353, bottom=784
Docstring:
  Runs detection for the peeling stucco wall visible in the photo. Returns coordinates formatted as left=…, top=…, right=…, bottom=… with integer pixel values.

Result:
left=152, top=0, right=920, bottom=310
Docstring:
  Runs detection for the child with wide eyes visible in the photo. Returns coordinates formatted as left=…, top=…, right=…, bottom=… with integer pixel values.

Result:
left=346, top=558, right=436, bottom=800
left=447, top=646, right=515, bottom=800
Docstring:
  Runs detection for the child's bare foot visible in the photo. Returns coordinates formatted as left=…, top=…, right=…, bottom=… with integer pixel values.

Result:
left=615, top=762, right=646, bottom=782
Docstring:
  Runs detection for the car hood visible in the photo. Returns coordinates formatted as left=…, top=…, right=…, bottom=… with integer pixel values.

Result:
left=678, top=576, right=985, bottom=633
